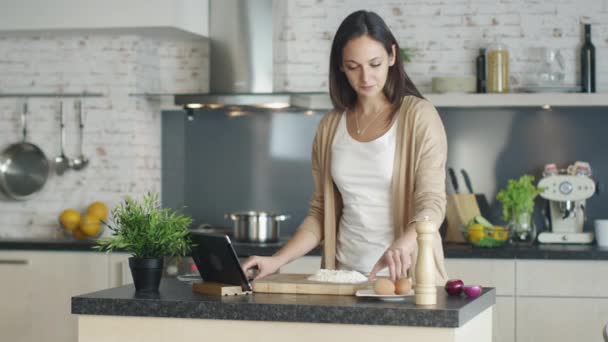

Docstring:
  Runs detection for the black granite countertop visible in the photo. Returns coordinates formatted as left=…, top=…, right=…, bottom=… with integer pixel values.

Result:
left=3, top=238, right=608, bottom=260
left=443, top=242, right=608, bottom=260
left=72, top=278, right=495, bottom=328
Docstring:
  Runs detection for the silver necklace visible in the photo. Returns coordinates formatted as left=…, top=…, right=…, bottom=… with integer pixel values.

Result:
left=353, top=106, right=387, bottom=135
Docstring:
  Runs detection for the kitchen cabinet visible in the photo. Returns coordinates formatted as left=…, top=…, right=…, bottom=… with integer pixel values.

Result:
left=0, top=251, right=110, bottom=342
left=515, top=260, right=608, bottom=342
left=445, top=259, right=515, bottom=342
left=516, top=297, right=608, bottom=342
left=516, top=259, right=608, bottom=297
left=0, top=251, right=35, bottom=342
left=29, top=251, right=109, bottom=342
left=0, top=0, right=208, bottom=37
left=108, top=253, right=134, bottom=287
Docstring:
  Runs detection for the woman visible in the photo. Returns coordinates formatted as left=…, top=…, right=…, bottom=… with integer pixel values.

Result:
left=242, top=10, right=448, bottom=284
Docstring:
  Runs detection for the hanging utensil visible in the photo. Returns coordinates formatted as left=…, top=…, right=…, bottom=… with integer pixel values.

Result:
left=0, top=101, right=50, bottom=200
left=54, top=100, right=72, bottom=175
left=72, top=99, right=89, bottom=170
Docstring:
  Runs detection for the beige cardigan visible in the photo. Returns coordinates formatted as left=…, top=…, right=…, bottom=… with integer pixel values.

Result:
left=297, top=95, right=449, bottom=285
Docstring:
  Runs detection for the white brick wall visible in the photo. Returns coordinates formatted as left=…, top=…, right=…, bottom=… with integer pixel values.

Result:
left=274, top=0, right=608, bottom=92
left=0, top=33, right=208, bottom=238
left=1, top=0, right=606, bottom=238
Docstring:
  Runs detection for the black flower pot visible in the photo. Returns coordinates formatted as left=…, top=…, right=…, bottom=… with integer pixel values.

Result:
left=129, top=257, right=164, bottom=292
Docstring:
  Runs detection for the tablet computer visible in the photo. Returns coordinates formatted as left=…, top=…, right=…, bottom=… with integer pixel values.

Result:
left=190, top=232, right=252, bottom=291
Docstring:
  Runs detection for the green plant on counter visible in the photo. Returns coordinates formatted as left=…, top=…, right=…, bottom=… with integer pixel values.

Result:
left=496, top=175, right=544, bottom=222
left=95, top=192, right=192, bottom=258
left=399, top=47, right=416, bottom=63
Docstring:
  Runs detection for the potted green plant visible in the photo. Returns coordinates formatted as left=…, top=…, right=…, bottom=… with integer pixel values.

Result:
left=95, top=192, right=192, bottom=292
left=496, top=175, right=544, bottom=242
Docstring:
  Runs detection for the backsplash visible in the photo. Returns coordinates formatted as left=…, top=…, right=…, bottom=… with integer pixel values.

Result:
left=273, top=0, right=608, bottom=92
left=0, top=33, right=208, bottom=238
left=162, top=106, right=608, bottom=237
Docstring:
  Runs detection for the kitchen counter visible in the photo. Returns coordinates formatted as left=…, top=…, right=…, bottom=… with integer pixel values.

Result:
left=3, top=238, right=608, bottom=260
left=72, top=278, right=494, bottom=328
left=443, top=242, right=608, bottom=260
left=72, top=278, right=494, bottom=341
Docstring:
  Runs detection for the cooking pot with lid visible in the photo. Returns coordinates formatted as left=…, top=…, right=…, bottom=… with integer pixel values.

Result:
left=225, top=211, right=290, bottom=243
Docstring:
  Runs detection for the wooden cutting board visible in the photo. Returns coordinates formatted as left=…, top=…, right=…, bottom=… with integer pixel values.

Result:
left=445, top=193, right=481, bottom=243
left=252, top=273, right=372, bottom=295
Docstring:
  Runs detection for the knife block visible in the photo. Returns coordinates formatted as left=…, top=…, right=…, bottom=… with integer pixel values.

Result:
left=445, top=194, right=481, bottom=243
left=192, top=282, right=251, bottom=296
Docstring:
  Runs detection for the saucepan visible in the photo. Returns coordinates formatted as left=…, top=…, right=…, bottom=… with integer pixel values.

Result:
left=225, top=211, right=290, bottom=243
left=0, top=103, right=50, bottom=200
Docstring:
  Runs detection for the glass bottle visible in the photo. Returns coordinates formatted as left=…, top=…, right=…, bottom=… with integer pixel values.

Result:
left=581, top=24, right=596, bottom=93
left=476, top=48, right=486, bottom=93
left=486, top=39, right=509, bottom=93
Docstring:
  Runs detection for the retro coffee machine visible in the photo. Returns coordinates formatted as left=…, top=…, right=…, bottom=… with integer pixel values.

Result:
left=537, top=162, right=596, bottom=244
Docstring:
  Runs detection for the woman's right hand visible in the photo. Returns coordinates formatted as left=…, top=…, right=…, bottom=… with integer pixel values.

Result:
left=241, top=255, right=282, bottom=280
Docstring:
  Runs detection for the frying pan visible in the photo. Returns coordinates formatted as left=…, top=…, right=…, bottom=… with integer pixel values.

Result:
left=0, top=103, right=50, bottom=200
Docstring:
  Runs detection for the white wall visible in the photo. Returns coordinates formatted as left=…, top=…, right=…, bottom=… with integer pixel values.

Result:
left=0, top=33, right=209, bottom=238
left=273, top=0, right=608, bottom=92
left=1, top=0, right=607, bottom=238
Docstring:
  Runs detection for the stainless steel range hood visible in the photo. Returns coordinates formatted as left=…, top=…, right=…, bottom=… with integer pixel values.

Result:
left=174, top=0, right=330, bottom=111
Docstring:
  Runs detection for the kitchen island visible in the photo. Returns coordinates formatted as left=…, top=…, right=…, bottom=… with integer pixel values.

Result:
left=72, top=278, right=495, bottom=342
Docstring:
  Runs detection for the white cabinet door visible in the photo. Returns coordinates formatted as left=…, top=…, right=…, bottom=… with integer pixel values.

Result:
left=494, top=296, right=515, bottom=342
left=445, top=259, right=515, bottom=296
left=445, top=259, right=515, bottom=342
left=109, top=253, right=133, bottom=287
left=0, top=0, right=209, bottom=36
left=516, top=260, right=608, bottom=297
left=517, top=297, right=608, bottom=342
left=29, top=251, right=109, bottom=342
left=0, top=251, right=35, bottom=342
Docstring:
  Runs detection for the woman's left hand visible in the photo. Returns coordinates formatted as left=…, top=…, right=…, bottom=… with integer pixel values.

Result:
left=368, top=230, right=417, bottom=281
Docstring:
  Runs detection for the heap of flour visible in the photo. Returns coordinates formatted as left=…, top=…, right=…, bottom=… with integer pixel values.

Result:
left=307, top=269, right=368, bottom=284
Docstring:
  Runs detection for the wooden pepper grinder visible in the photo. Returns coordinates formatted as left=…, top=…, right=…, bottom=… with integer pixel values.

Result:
left=415, top=216, right=437, bottom=305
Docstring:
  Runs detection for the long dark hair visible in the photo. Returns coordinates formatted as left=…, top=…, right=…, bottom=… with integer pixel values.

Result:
left=329, top=10, right=423, bottom=111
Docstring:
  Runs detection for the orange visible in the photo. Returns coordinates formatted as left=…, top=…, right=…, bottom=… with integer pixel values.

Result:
left=492, top=226, right=508, bottom=241
left=59, top=209, right=81, bottom=232
left=79, top=214, right=102, bottom=237
left=467, top=224, right=485, bottom=243
left=87, top=202, right=109, bottom=221
left=72, top=229, right=87, bottom=240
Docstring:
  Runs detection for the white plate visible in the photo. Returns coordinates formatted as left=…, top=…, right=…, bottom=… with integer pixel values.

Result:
left=355, top=289, right=414, bottom=302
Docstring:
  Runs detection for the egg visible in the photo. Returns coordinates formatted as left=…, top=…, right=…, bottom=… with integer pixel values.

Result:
left=373, top=278, right=395, bottom=295
left=395, top=278, right=412, bottom=295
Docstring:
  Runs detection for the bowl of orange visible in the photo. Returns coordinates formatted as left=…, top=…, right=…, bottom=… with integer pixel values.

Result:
left=460, top=216, right=511, bottom=248
left=59, top=201, right=108, bottom=240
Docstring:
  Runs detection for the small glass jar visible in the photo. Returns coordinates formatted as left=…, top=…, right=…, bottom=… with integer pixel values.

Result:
left=486, top=39, right=510, bottom=93
left=508, top=211, right=536, bottom=243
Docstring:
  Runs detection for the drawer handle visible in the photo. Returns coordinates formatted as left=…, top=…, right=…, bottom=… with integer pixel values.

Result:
left=0, top=259, right=29, bottom=265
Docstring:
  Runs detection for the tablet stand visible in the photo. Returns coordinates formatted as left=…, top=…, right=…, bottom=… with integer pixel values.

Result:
left=192, top=282, right=252, bottom=296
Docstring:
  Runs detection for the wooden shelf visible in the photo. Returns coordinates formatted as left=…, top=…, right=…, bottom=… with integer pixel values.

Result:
left=292, top=92, right=608, bottom=109
left=426, top=93, right=608, bottom=108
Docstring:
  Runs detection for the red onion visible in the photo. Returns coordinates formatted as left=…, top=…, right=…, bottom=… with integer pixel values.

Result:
left=444, top=279, right=464, bottom=296
left=463, top=285, right=483, bottom=298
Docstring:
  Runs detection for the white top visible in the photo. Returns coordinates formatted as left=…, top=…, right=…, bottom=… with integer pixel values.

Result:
left=331, top=112, right=397, bottom=275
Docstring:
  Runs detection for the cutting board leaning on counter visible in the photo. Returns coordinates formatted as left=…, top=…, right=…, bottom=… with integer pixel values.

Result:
left=241, top=10, right=449, bottom=297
